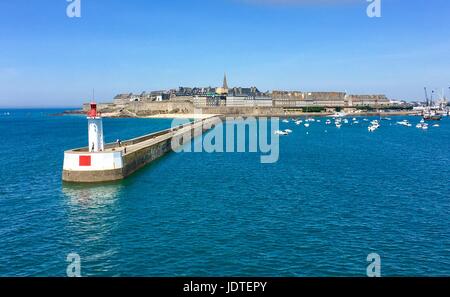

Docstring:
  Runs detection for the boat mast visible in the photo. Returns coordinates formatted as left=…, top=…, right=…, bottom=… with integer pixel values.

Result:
left=431, top=90, right=434, bottom=107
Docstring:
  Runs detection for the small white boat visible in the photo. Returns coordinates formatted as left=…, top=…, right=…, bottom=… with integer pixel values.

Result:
left=274, top=130, right=289, bottom=135
left=282, top=119, right=289, bottom=123
left=304, top=123, right=310, bottom=128
left=329, top=112, right=347, bottom=118
left=295, top=120, right=302, bottom=125
left=368, top=126, right=377, bottom=132
left=397, top=120, right=411, bottom=127
left=369, top=120, right=380, bottom=129
left=353, top=120, right=359, bottom=124
left=343, top=119, right=349, bottom=124
left=284, top=129, right=293, bottom=134
left=336, top=123, right=342, bottom=128
left=416, top=123, right=429, bottom=130
left=326, top=120, right=331, bottom=125
left=433, top=124, right=440, bottom=127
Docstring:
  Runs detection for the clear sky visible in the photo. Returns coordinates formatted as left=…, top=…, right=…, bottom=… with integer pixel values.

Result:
left=0, top=0, right=449, bottom=107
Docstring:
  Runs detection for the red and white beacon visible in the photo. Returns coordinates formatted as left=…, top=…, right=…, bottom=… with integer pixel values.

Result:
left=87, top=102, right=104, bottom=152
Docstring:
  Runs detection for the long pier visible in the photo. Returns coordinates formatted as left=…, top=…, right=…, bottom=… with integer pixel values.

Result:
left=62, top=116, right=221, bottom=183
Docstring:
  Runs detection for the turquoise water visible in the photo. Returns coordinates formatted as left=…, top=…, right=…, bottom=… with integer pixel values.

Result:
left=0, top=109, right=449, bottom=276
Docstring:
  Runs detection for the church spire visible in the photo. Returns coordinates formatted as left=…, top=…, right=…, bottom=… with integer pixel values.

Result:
left=223, top=73, right=228, bottom=89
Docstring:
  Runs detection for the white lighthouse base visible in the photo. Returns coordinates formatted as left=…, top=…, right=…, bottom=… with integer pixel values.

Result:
left=63, top=151, right=124, bottom=182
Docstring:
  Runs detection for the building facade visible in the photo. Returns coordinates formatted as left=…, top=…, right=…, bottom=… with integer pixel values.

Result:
left=272, top=91, right=390, bottom=108
left=111, top=74, right=391, bottom=109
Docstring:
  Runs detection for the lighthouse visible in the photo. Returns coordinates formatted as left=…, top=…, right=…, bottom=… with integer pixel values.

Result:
left=87, top=102, right=104, bottom=152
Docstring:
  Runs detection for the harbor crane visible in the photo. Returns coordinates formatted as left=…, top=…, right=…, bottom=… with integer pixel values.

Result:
left=424, top=87, right=429, bottom=106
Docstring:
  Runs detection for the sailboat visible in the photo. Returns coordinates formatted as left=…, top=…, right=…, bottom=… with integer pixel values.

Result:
left=423, top=88, right=442, bottom=121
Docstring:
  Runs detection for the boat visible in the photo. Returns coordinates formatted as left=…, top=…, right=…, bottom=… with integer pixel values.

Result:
left=304, top=123, right=310, bottom=128
left=295, top=120, right=302, bottom=125
left=274, top=130, right=289, bottom=135
left=282, top=119, right=289, bottom=123
left=329, top=112, right=347, bottom=118
left=433, top=124, right=440, bottom=127
left=336, top=123, right=342, bottom=128
left=284, top=129, right=293, bottom=134
left=422, top=87, right=443, bottom=120
left=416, top=123, right=429, bottom=130
left=326, top=120, right=331, bottom=125
left=370, top=120, right=380, bottom=127
left=368, top=126, right=377, bottom=132
left=397, top=120, right=411, bottom=127
left=423, top=112, right=442, bottom=121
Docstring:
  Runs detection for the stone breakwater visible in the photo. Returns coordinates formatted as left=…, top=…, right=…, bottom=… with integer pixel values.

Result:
left=79, top=101, right=416, bottom=118
left=62, top=116, right=221, bottom=183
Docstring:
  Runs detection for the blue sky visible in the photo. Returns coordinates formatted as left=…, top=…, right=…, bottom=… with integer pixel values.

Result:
left=0, top=0, right=449, bottom=107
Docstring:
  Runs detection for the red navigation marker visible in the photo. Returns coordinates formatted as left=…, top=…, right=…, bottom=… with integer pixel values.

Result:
left=79, top=155, right=91, bottom=167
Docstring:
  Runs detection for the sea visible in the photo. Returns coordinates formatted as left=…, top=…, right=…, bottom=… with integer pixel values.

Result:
left=0, top=109, right=449, bottom=276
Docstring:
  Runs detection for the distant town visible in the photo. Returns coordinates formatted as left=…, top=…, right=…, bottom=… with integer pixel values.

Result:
left=84, top=74, right=449, bottom=117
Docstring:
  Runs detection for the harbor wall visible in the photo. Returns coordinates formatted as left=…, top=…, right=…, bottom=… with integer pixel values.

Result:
left=83, top=102, right=333, bottom=117
left=83, top=102, right=413, bottom=118
left=62, top=117, right=221, bottom=183
left=121, top=118, right=216, bottom=178
left=121, top=136, right=172, bottom=178
left=83, top=101, right=195, bottom=116
left=199, top=106, right=320, bottom=116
